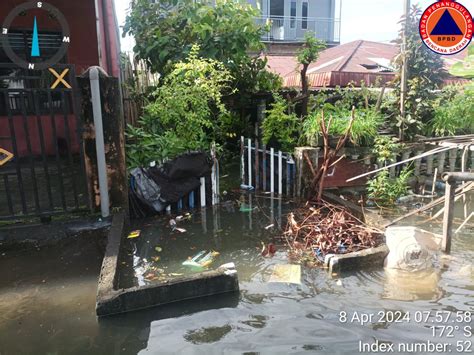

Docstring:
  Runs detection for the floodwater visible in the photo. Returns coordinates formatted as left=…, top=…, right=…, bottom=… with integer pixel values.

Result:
left=0, top=194, right=472, bottom=355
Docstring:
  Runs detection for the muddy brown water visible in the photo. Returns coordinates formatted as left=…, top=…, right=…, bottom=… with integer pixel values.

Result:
left=0, top=194, right=472, bottom=354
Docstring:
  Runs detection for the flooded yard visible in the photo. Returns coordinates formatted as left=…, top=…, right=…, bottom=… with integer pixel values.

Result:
left=0, top=194, right=472, bottom=354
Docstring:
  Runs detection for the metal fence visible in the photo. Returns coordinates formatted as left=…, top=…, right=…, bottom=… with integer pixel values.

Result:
left=0, top=63, right=88, bottom=220
left=257, top=16, right=341, bottom=43
left=240, top=137, right=296, bottom=196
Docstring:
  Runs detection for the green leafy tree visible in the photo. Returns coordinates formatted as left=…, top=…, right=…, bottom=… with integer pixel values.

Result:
left=296, top=32, right=326, bottom=118
left=124, top=0, right=280, bottom=93
left=392, top=5, right=446, bottom=140
left=126, top=46, right=232, bottom=168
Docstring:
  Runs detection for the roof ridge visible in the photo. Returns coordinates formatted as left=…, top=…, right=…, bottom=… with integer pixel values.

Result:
left=335, top=40, right=364, bottom=72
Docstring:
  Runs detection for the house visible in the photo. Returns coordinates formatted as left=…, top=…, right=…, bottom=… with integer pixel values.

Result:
left=0, top=0, right=121, bottom=77
left=265, top=40, right=469, bottom=89
left=0, top=0, right=122, bottom=157
left=249, top=0, right=341, bottom=46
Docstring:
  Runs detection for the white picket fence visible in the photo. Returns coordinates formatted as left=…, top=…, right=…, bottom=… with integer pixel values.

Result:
left=240, top=136, right=296, bottom=196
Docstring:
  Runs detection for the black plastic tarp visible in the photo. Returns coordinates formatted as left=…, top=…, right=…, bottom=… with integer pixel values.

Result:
left=129, top=152, right=212, bottom=218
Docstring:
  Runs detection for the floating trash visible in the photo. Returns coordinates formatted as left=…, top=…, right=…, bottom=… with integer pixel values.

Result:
left=268, top=264, right=301, bottom=284
left=127, top=230, right=141, bottom=239
left=183, top=250, right=220, bottom=269
left=261, top=242, right=277, bottom=257
left=240, top=184, right=254, bottom=191
left=239, top=203, right=255, bottom=213
left=170, top=218, right=187, bottom=233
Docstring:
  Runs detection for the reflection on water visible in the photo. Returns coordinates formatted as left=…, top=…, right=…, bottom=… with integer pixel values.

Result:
left=383, top=269, right=442, bottom=301
left=0, top=194, right=472, bottom=354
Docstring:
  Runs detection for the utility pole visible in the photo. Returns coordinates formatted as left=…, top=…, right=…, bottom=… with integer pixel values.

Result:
left=400, top=0, right=410, bottom=141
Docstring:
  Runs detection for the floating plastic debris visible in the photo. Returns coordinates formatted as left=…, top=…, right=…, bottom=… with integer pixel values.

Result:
left=268, top=264, right=301, bottom=284
left=261, top=242, right=277, bottom=257
left=240, top=184, right=255, bottom=191
left=127, top=230, right=141, bottom=239
left=183, top=250, right=220, bottom=269
left=239, top=203, right=255, bottom=212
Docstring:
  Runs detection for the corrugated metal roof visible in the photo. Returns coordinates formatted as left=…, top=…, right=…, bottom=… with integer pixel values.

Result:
left=265, top=40, right=468, bottom=88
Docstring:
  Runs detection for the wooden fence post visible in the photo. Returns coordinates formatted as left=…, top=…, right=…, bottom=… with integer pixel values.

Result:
left=78, top=71, right=128, bottom=216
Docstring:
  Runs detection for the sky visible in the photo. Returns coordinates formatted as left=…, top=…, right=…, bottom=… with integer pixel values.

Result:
left=113, top=0, right=472, bottom=51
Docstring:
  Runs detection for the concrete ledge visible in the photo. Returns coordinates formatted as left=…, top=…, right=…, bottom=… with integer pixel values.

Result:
left=97, top=269, right=239, bottom=317
left=96, top=212, right=239, bottom=317
left=0, top=217, right=110, bottom=251
left=326, top=245, right=390, bottom=274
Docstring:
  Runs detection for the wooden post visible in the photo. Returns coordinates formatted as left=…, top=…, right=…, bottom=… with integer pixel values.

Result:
left=442, top=181, right=455, bottom=254
left=399, top=0, right=411, bottom=141
left=294, top=147, right=319, bottom=198
left=78, top=73, right=129, bottom=216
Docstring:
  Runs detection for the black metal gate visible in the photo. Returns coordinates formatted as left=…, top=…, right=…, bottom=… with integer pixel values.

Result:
left=0, top=63, right=89, bottom=220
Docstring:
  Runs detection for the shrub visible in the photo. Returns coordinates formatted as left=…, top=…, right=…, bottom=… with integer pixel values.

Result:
left=429, top=85, right=474, bottom=137
left=367, top=167, right=412, bottom=206
left=302, top=106, right=383, bottom=147
left=126, top=46, right=232, bottom=168
left=367, top=136, right=411, bottom=206
left=262, top=94, right=299, bottom=152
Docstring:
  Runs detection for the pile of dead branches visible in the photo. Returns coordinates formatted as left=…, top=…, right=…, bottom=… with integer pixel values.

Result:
left=284, top=200, right=383, bottom=264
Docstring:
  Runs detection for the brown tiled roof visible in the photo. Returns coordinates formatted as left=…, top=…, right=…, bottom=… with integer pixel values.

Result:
left=265, top=40, right=468, bottom=88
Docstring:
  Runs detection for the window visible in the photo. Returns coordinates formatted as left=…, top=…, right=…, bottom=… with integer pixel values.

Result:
left=290, top=0, right=296, bottom=29
left=302, top=1, right=308, bottom=29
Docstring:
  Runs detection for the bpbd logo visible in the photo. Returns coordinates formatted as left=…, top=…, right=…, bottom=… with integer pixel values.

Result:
left=419, top=0, right=473, bottom=55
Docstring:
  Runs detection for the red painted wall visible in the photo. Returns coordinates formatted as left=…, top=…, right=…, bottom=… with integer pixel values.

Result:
left=0, top=0, right=100, bottom=74
left=0, top=114, right=79, bottom=156
left=0, top=0, right=121, bottom=157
